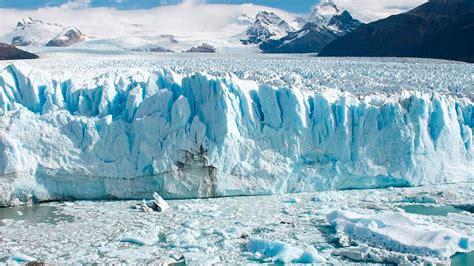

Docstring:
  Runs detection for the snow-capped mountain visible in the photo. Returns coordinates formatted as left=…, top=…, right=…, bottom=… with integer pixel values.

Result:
left=0, top=17, right=63, bottom=46
left=260, top=1, right=363, bottom=53
left=326, top=10, right=364, bottom=35
left=0, top=17, right=86, bottom=47
left=46, top=28, right=86, bottom=47
left=308, top=0, right=341, bottom=26
left=241, top=11, right=294, bottom=44
left=259, top=23, right=338, bottom=53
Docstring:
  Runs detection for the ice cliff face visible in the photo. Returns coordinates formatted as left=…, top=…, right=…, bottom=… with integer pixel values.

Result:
left=0, top=63, right=472, bottom=206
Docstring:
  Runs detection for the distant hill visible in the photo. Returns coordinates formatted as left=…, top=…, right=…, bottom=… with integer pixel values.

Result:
left=319, top=0, right=474, bottom=63
left=0, top=43, right=39, bottom=60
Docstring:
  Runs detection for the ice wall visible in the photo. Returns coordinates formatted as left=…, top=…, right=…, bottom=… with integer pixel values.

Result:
left=0, top=63, right=472, bottom=206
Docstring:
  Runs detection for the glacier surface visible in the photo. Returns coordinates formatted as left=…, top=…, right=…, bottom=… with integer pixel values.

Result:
left=0, top=61, right=472, bottom=205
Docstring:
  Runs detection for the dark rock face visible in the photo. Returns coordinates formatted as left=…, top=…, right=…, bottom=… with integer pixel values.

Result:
left=130, top=47, right=174, bottom=53
left=259, top=23, right=338, bottom=54
left=160, top=34, right=178, bottom=44
left=328, top=11, right=364, bottom=34
left=186, top=43, right=216, bottom=53
left=319, top=0, right=474, bottom=63
left=46, top=28, right=85, bottom=47
left=11, top=36, right=32, bottom=46
left=260, top=10, right=362, bottom=53
left=0, top=43, right=39, bottom=60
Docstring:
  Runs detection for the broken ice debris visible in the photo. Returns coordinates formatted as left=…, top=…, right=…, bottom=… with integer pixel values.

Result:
left=10, top=253, right=36, bottom=263
left=247, top=238, right=325, bottom=263
left=141, top=199, right=153, bottom=213
left=152, top=192, right=169, bottom=212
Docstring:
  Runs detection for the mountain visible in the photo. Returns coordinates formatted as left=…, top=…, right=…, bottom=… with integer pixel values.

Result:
left=46, top=28, right=86, bottom=47
left=241, top=11, right=294, bottom=44
left=0, top=43, right=39, bottom=60
left=259, top=23, right=337, bottom=53
left=0, top=17, right=63, bottom=46
left=186, top=43, right=216, bottom=53
left=327, top=10, right=364, bottom=34
left=0, top=17, right=86, bottom=47
left=290, top=16, right=308, bottom=30
left=319, top=0, right=474, bottom=63
left=260, top=1, right=363, bottom=53
left=308, top=0, right=341, bottom=26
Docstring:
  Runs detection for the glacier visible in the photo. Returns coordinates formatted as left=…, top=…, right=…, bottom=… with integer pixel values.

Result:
left=0, top=62, right=472, bottom=206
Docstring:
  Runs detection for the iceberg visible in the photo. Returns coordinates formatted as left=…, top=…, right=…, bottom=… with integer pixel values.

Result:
left=0, top=62, right=472, bottom=206
left=327, top=210, right=473, bottom=259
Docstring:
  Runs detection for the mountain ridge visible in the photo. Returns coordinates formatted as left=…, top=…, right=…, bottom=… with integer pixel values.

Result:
left=319, top=0, right=474, bottom=62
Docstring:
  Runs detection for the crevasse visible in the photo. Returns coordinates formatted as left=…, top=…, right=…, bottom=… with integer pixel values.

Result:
left=0, top=63, right=472, bottom=206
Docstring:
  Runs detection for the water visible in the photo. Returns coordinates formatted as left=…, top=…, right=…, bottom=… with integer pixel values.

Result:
left=0, top=205, right=73, bottom=224
left=400, top=205, right=464, bottom=216
left=451, top=251, right=474, bottom=266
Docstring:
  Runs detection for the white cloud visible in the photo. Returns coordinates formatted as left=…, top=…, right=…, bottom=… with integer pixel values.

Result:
left=59, top=0, right=92, bottom=10
left=334, top=0, right=427, bottom=22
left=178, top=0, right=207, bottom=7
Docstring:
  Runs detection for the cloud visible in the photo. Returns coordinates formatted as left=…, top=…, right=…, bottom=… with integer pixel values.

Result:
left=334, top=0, right=427, bottom=22
left=59, top=0, right=92, bottom=10
left=178, top=0, right=207, bottom=7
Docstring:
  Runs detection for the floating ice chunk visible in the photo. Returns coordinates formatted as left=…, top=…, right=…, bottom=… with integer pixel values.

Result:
left=448, top=213, right=474, bottom=225
left=247, top=238, right=325, bottom=263
left=10, top=253, right=36, bottom=263
left=333, top=244, right=435, bottom=264
left=119, top=228, right=159, bottom=246
left=141, top=199, right=153, bottom=213
left=327, top=210, right=473, bottom=258
left=182, top=252, right=220, bottom=265
left=402, top=193, right=438, bottom=204
left=153, top=257, right=184, bottom=266
left=286, top=197, right=302, bottom=204
left=152, top=192, right=169, bottom=212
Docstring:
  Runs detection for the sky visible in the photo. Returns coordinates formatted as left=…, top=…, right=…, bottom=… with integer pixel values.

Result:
left=0, top=0, right=424, bottom=15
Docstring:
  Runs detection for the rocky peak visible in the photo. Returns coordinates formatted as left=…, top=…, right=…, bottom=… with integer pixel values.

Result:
left=16, top=17, right=43, bottom=29
left=308, top=0, right=342, bottom=26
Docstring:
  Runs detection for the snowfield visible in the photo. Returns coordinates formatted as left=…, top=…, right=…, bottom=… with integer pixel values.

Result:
left=0, top=53, right=473, bottom=206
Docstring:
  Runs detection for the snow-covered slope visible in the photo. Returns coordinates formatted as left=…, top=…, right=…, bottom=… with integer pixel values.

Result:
left=0, top=61, right=472, bottom=206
